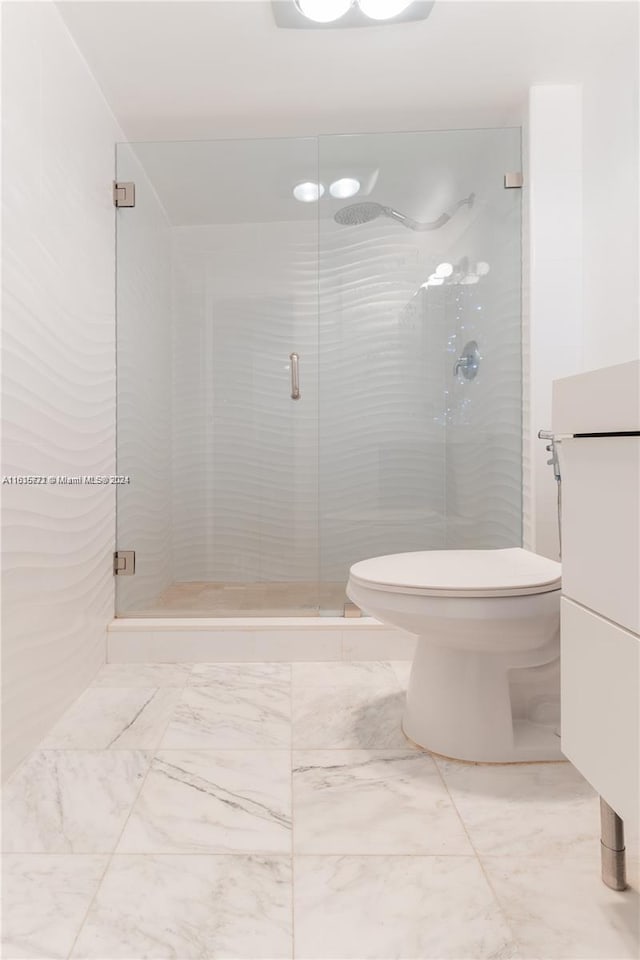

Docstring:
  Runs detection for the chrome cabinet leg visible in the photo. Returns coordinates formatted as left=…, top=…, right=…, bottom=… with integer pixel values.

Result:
left=600, top=797, right=627, bottom=891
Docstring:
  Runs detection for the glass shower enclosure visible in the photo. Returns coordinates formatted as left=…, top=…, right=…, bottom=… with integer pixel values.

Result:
left=115, top=129, right=522, bottom=617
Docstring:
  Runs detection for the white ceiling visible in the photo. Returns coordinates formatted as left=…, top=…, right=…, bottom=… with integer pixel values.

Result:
left=58, top=0, right=637, bottom=142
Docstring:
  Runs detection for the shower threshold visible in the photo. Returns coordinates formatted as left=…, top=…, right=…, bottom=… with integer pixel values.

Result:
left=120, top=580, right=352, bottom=618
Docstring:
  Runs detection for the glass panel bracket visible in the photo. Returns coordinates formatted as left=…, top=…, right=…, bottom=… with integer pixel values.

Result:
left=504, top=172, right=523, bottom=189
left=113, top=181, right=136, bottom=207
left=114, top=550, right=136, bottom=576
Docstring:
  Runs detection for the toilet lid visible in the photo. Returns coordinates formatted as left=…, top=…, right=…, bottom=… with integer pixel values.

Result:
left=349, top=548, right=562, bottom=598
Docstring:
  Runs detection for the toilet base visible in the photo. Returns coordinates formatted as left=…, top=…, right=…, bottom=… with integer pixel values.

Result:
left=403, top=637, right=563, bottom=763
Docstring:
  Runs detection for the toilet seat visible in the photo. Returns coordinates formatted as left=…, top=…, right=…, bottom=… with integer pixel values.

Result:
left=349, top=547, right=561, bottom=598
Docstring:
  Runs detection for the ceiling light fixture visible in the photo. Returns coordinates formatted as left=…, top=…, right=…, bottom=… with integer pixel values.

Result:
left=285, top=0, right=432, bottom=27
left=329, top=177, right=361, bottom=199
left=293, top=181, right=325, bottom=202
left=295, top=0, right=352, bottom=23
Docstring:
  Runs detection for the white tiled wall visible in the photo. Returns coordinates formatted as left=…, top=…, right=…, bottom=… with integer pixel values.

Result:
left=580, top=7, right=639, bottom=370
left=318, top=220, right=448, bottom=583
left=1, top=4, right=122, bottom=778
left=526, top=85, right=584, bottom=560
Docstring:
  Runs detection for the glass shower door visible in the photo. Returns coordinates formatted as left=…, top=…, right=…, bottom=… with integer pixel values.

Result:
left=115, top=137, right=320, bottom=616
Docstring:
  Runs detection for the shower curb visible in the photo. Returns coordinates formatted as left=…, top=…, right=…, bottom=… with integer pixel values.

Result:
left=107, top=617, right=417, bottom=663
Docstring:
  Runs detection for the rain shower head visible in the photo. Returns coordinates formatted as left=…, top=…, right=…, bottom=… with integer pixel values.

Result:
left=334, top=201, right=406, bottom=226
left=334, top=193, right=475, bottom=231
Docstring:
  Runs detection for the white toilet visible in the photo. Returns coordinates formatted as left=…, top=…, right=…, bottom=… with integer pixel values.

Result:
left=347, top=547, right=562, bottom=763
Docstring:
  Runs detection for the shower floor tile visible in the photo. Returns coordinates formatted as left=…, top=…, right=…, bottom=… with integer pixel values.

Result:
left=3, top=660, right=638, bottom=960
left=129, top=579, right=347, bottom=617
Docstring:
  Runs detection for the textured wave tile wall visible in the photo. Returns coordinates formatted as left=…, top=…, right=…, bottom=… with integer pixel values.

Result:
left=444, top=190, right=523, bottom=549
left=168, top=154, right=521, bottom=591
left=115, top=147, right=173, bottom=614
left=1, top=4, right=121, bottom=778
left=171, top=218, right=478, bottom=588
left=318, top=222, right=448, bottom=583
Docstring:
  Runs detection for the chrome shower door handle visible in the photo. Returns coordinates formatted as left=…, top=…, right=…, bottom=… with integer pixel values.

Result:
left=290, top=352, right=300, bottom=400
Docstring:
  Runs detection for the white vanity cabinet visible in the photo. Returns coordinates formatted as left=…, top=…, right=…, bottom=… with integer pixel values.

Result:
left=552, top=360, right=640, bottom=833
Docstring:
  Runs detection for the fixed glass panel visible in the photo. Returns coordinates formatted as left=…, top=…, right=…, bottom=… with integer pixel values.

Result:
left=318, top=129, right=522, bottom=613
left=115, top=138, right=320, bottom=616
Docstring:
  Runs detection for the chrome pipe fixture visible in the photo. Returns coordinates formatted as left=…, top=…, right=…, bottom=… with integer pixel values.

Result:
left=290, top=352, right=300, bottom=400
left=600, top=798, right=627, bottom=891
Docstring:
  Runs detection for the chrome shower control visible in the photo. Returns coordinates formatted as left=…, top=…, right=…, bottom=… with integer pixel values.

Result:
left=453, top=340, right=480, bottom=380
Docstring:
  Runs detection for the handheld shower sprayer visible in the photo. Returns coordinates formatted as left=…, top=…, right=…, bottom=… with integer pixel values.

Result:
left=538, top=430, right=562, bottom=558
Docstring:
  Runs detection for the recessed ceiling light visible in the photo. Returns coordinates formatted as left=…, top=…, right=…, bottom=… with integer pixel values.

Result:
left=329, top=177, right=361, bottom=199
left=435, top=262, right=454, bottom=278
left=358, top=0, right=414, bottom=20
left=293, top=181, right=325, bottom=202
left=295, top=0, right=352, bottom=23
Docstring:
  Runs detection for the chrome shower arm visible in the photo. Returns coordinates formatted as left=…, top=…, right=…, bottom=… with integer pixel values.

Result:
left=385, top=193, right=475, bottom=231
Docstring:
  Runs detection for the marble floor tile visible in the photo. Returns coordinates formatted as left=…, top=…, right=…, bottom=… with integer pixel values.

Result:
left=292, top=684, right=409, bottom=749
left=92, top=662, right=195, bottom=687
left=435, top=758, right=599, bottom=858
left=291, top=661, right=399, bottom=688
left=71, top=854, right=292, bottom=959
left=189, top=662, right=291, bottom=686
left=40, top=687, right=181, bottom=750
left=118, top=749, right=291, bottom=854
left=162, top=665, right=291, bottom=749
left=2, top=854, right=108, bottom=959
left=2, top=750, right=149, bottom=853
left=293, top=749, right=473, bottom=855
left=389, top=659, right=413, bottom=689
left=482, top=855, right=640, bottom=959
left=294, top=855, right=516, bottom=959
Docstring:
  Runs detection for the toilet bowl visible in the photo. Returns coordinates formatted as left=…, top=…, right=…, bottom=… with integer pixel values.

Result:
left=347, top=547, right=562, bottom=763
